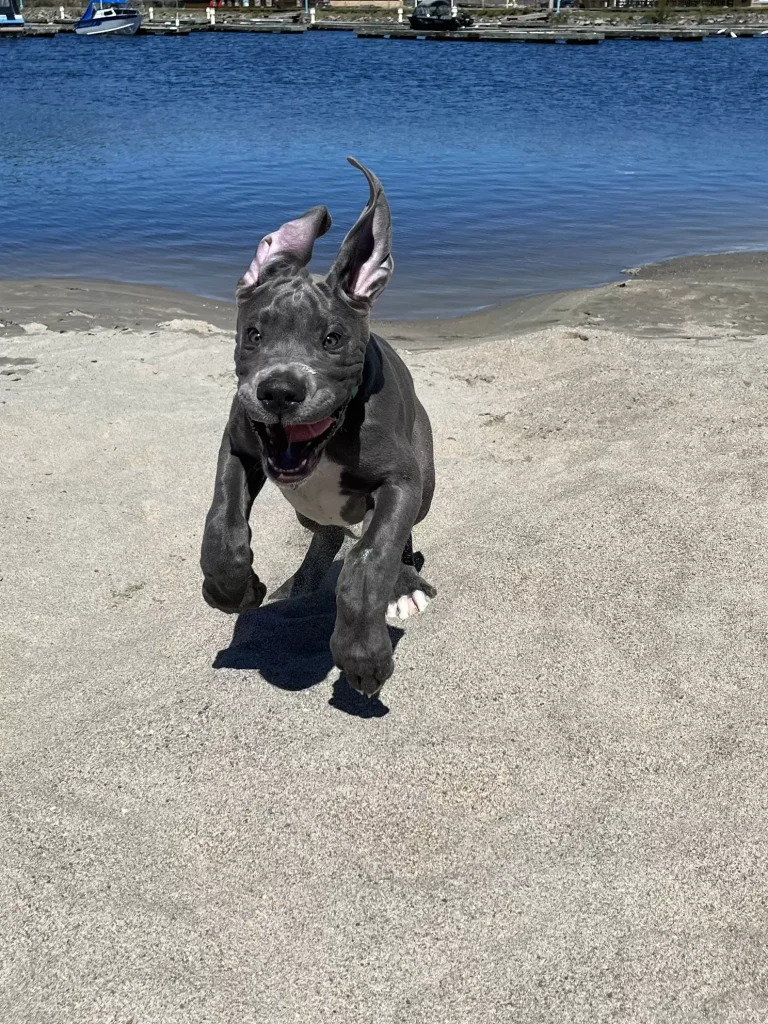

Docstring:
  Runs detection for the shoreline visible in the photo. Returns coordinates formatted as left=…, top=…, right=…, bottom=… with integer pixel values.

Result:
left=2, top=250, right=768, bottom=350
left=19, top=7, right=768, bottom=40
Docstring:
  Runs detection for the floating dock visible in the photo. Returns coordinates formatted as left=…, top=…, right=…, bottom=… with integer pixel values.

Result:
left=356, top=24, right=767, bottom=43
left=21, top=24, right=61, bottom=35
left=357, top=27, right=603, bottom=43
left=139, top=24, right=192, bottom=35
left=15, top=18, right=768, bottom=43
left=210, top=22, right=306, bottom=33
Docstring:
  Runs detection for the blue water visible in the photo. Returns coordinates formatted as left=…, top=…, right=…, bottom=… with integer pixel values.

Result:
left=2, top=31, right=767, bottom=317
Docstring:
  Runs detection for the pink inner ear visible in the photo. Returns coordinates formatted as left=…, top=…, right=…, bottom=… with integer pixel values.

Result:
left=241, top=206, right=330, bottom=289
left=329, top=160, right=393, bottom=304
left=353, top=252, right=394, bottom=301
left=242, top=236, right=273, bottom=287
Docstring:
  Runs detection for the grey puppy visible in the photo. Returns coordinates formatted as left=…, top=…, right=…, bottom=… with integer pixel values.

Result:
left=200, top=158, right=435, bottom=698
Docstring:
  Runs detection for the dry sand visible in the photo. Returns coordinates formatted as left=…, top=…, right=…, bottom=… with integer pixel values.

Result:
left=1, top=254, right=767, bottom=1023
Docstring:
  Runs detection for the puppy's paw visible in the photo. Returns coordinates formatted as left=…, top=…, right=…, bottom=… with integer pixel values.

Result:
left=331, top=624, right=394, bottom=699
left=202, top=571, right=267, bottom=615
left=387, top=590, right=430, bottom=620
left=386, top=565, right=436, bottom=621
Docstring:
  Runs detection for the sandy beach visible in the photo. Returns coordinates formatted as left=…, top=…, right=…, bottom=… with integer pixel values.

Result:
left=2, top=253, right=767, bottom=1022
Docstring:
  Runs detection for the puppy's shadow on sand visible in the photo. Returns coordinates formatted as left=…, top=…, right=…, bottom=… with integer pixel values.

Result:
left=213, top=565, right=402, bottom=718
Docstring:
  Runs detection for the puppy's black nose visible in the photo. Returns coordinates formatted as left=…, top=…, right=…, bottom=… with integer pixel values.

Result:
left=256, top=374, right=308, bottom=414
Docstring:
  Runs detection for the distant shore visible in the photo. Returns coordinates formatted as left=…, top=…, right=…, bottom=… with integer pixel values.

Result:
left=2, top=250, right=767, bottom=351
left=24, top=1, right=768, bottom=27
left=18, top=3, right=768, bottom=42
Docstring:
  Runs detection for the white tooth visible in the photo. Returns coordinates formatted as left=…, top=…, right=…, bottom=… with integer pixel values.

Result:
left=412, top=590, right=428, bottom=613
left=386, top=602, right=397, bottom=619
left=397, top=596, right=410, bottom=620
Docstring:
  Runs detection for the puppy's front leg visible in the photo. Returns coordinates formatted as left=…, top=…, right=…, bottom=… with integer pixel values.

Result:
left=331, top=473, right=422, bottom=697
left=200, top=428, right=266, bottom=614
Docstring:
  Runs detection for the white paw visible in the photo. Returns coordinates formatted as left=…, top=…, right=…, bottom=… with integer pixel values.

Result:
left=386, top=590, right=430, bottom=621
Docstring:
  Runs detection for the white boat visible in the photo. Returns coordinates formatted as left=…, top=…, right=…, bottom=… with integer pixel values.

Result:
left=75, top=0, right=142, bottom=35
left=0, top=0, right=24, bottom=35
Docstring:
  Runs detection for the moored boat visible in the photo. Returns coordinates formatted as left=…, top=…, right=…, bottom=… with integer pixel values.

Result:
left=408, top=0, right=473, bottom=31
left=75, top=0, right=142, bottom=36
left=0, top=0, right=24, bottom=35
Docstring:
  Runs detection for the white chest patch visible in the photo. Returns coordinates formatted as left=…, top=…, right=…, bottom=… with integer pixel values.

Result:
left=277, top=458, right=356, bottom=528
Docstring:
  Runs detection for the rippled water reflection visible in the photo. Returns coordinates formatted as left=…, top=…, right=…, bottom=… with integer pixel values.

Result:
left=2, top=32, right=767, bottom=316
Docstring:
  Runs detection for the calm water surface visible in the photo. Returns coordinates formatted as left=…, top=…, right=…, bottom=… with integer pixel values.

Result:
left=2, top=32, right=767, bottom=317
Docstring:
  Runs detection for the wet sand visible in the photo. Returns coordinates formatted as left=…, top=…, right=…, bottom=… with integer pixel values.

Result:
left=3, top=251, right=768, bottom=348
left=2, top=253, right=768, bottom=1023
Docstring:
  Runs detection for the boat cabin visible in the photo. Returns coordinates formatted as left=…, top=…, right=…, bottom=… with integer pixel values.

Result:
left=0, top=0, right=24, bottom=31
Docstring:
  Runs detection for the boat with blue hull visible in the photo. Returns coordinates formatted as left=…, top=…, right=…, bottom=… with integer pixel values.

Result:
left=75, top=0, right=142, bottom=36
left=0, top=0, right=24, bottom=35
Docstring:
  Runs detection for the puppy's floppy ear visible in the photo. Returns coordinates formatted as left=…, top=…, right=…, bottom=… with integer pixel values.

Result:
left=237, top=205, right=332, bottom=301
left=328, top=158, right=393, bottom=306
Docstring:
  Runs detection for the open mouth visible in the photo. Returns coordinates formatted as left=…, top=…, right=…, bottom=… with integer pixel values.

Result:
left=250, top=414, right=338, bottom=484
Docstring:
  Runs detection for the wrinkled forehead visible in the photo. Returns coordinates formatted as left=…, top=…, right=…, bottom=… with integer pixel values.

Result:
left=241, top=273, right=338, bottom=334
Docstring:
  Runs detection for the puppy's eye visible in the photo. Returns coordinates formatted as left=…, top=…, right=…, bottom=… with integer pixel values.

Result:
left=245, top=327, right=261, bottom=346
left=323, top=332, right=342, bottom=351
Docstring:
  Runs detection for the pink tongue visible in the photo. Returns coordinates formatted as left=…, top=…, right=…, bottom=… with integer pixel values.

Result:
left=285, top=417, right=335, bottom=444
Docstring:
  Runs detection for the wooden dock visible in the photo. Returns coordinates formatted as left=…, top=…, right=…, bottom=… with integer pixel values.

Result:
left=16, top=18, right=768, bottom=44
left=22, top=25, right=61, bottom=36
left=17, top=19, right=306, bottom=37
left=139, top=25, right=193, bottom=35
left=356, top=28, right=603, bottom=43
left=355, top=23, right=768, bottom=44
left=210, top=22, right=306, bottom=33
